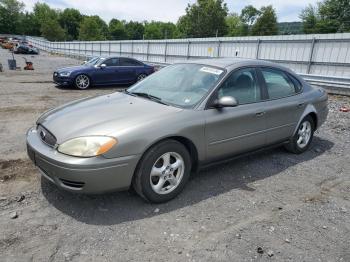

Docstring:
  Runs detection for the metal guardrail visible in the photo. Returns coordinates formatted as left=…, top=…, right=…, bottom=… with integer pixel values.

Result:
left=25, top=35, right=350, bottom=96
left=299, top=74, right=350, bottom=95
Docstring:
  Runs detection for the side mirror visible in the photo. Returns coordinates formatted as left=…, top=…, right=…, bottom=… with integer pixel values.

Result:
left=82, top=60, right=87, bottom=65
left=214, top=96, right=238, bottom=108
left=100, top=64, right=106, bottom=69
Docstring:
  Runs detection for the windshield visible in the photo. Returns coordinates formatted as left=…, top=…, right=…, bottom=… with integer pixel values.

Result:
left=85, top=57, right=104, bottom=66
left=127, top=64, right=225, bottom=108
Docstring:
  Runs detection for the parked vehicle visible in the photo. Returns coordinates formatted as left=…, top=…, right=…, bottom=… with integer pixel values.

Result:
left=13, top=44, right=39, bottom=55
left=53, top=56, right=155, bottom=89
left=27, top=58, right=328, bottom=203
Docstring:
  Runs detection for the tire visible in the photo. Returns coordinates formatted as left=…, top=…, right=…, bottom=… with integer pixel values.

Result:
left=74, top=74, right=91, bottom=89
left=137, top=73, right=147, bottom=82
left=285, top=115, right=315, bottom=154
left=133, top=140, right=192, bottom=203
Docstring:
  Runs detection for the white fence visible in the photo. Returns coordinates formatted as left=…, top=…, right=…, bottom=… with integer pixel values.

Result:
left=26, top=33, right=350, bottom=78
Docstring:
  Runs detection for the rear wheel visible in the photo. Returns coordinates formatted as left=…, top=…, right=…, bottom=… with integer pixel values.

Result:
left=133, top=140, right=191, bottom=203
left=75, top=74, right=90, bottom=89
left=285, top=115, right=315, bottom=154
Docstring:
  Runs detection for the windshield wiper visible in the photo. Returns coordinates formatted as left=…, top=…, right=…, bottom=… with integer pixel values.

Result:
left=126, top=91, right=169, bottom=106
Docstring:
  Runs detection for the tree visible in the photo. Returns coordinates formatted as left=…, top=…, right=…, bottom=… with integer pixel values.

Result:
left=300, top=5, right=319, bottom=34
left=240, top=5, right=260, bottom=27
left=0, top=0, right=24, bottom=34
left=33, top=2, right=59, bottom=25
left=251, top=5, right=278, bottom=36
left=79, top=16, right=108, bottom=41
left=59, top=8, right=82, bottom=40
left=318, top=0, right=350, bottom=32
left=226, top=13, right=247, bottom=36
left=17, top=12, right=41, bottom=36
left=177, top=0, right=228, bottom=38
left=144, top=21, right=179, bottom=39
left=125, top=21, right=144, bottom=40
left=109, top=19, right=127, bottom=40
left=300, top=0, right=350, bottom=34
left=41, top=18, right=65, bottom=41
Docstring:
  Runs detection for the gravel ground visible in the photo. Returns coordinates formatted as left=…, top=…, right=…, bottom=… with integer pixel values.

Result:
left=0, top=48, right=349, bottom=262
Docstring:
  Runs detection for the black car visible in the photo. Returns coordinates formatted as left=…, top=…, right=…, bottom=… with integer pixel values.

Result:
left=14, top=44, right=39, bottom=55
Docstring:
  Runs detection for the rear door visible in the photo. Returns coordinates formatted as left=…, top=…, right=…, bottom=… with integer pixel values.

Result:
left=258, top=67, right=305, bottom=144
left=204, top=67, right=267, bottom=161
left=118, top=58, right=144, bottom=83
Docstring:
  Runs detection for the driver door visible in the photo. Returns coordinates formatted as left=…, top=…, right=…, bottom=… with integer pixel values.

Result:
left=93, top=58, right=119, bottom=85
left=204, top=67, right=267, bottom=161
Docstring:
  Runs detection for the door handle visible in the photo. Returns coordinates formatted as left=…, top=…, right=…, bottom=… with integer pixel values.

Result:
left=255, top=112, right=265, bottom=117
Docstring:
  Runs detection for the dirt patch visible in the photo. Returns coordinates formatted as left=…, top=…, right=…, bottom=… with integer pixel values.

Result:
left=0, top=159, right=37, bottom=182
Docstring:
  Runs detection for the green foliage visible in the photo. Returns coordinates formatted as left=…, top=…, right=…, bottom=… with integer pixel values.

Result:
left=240, top=5, right=260, bottom=26
left=278, top=22, right=303, bottom=35
left=125, top=21, right=144, bottom=40
left=225, top=13, right=247, bottom=36
left=177, top=0, right=228, bottom=38
left=17, top=12, right=41, bottom=35
left=300, top=5, right=319, bottom=34
left=0, top=0, right=24, bottom=34
left=300, top=0, right=350, bottom=33
left=109, top=19, right=127, bottom=40
left=144, top=21, right=179, bottom=39
left=41, top=18, right=65, bottom=41
left=1, top=0, right=348, bottom=41
left=251, top=5, right=278, bottom=36
left=79, top=16, right=108, bottom=41
left=59, top=8, right=82, bottom=40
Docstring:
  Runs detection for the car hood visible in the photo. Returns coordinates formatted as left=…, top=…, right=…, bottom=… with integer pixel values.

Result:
left=37, top=92, right=182, bottom=143
left=57, top=65, right=89, bottom=72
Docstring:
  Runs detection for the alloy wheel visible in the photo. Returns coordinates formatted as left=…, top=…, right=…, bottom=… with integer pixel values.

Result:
left=75, top=75, right=90, bottom=89
left=150, top=152, right=185, bottom=195
left=297, top=121, right=312, bottom=148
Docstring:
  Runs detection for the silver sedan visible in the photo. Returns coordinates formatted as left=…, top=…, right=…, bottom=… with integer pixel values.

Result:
left=26, top=58, right=328, bottom=203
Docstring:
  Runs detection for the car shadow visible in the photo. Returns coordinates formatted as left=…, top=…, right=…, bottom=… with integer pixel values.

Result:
left=41, top=136, right=334, bottom=225
left=54, top=84, right=131, bottom=90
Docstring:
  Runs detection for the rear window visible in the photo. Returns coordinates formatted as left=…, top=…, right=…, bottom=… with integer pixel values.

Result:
left=261, top=68, right=298, bottom=99
left=120, top=58, right=143, bottom=66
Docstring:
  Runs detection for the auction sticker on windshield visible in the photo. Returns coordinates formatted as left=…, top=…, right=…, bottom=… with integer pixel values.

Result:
left=200, top=67, right=223, bottom=75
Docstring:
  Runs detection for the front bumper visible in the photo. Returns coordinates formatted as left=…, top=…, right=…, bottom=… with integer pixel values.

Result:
left=53, top=73, right=73, bottom=86
left=26, top=127, right=140, bottom=193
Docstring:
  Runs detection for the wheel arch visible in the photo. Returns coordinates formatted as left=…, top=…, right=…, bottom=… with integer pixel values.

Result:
left=293, top=104, right=319, bottom=136
left=133, top=135, right=199, bottom=181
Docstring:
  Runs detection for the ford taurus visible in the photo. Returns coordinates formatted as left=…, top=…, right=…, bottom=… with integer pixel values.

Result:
left=27, top=58, right=328, bottom=203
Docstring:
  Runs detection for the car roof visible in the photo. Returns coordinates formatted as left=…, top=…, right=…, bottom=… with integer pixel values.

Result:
left=180, top=57, right=297, bottom=76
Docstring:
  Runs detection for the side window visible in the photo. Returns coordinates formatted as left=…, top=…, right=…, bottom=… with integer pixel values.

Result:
left=261, top=68, right=297, bottom=99
left=218, top=68, right=261, bottom=105
left=120, top=58, right=142, bottom=66
left=104, top=58, right=119, bottom=67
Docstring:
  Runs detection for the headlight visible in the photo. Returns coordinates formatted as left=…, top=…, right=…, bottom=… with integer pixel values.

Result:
left=59, top=71, right=71, bottom=77
left=58, top=136, right=117, bottom=157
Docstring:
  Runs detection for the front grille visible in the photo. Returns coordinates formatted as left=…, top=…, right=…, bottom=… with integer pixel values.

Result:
left=59, top=178, right=85, bottom=189
left=37, top=125, right=57, bottom=147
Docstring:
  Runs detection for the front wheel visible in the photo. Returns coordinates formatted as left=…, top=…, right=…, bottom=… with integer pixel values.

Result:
left=285, top=115, right=315, bottom=154
left=75, top=74, right=90, bottom=89
left=133, top=140, right=191, bottom=203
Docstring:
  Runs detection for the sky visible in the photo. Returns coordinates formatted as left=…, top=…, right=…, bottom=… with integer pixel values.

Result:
left=24, top=0, right=319, bottom=23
